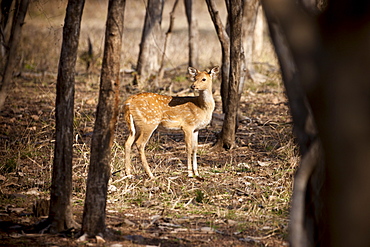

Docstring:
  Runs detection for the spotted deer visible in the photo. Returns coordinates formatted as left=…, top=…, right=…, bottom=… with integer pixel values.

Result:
left=123, top=66, right=219, bottom=178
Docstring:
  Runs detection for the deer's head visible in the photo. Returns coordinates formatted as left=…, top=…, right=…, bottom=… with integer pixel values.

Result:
left=189, top=66, right=219, bottom=91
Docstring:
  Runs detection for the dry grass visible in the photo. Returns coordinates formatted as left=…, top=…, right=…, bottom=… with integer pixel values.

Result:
left=0, top=0, right=297, bottom=246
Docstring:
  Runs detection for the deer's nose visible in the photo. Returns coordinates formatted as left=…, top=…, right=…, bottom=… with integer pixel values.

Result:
left=191, top=84, right=196, bottom=90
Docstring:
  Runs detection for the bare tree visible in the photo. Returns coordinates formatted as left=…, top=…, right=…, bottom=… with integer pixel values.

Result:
left=205, top=0, right=230, bottom=114
left=263, top=0, right=370, bottom=245
left=0, top=0, right=29, bottom=111
left=242, top=0, right=260, bottom=82
left=48, top=0, right=85, bottom=234
left=184, top=0, right=199, bottom=68
left=252, top=5, right=265, bottom=61
left=156, top=0, right=179, bottom=86
left=135, top=0, right=164, bottom=87
left=217, top=0, right=244, bottom=149
left=81, top=0, right=125, bottom=238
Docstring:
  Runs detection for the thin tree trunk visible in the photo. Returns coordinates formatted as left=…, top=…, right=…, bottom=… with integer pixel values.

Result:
left=0, top=0, right=14, bottom=65
left=217, top=0, right=244, bottom=149
left=135, top=0, right=164, bottom=87
left=81, top=0, right=125, bottom=237
left=156, top=0, right=179, bottom=87
left=184, top=0, right=199, bottom=68
left=0, top=0, right=29, bottom=111
left=253, top=5, right=264, bottom=61
left=49, top=0, right=85, bottom=234
left=242, top=0, right=259, bottom=82
left=205, top=0, right=230, bottom=114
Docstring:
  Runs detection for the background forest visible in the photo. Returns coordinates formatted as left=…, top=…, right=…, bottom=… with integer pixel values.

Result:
left=0, top=0, right=296, bottom=246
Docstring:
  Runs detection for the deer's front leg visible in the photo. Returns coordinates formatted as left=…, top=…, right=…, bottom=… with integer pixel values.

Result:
left=184, top=129, right=195, bottom=177
left=192, top=131, right=199, bottom=177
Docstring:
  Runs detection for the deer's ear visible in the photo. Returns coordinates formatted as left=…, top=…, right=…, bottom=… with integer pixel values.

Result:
left=188, top=67, right=198, bottom=77
left=210, top=66, right=220, bottom=78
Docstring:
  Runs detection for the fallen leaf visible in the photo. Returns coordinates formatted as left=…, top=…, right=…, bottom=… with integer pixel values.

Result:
left=31, top=115, right=40, bottom=121
left=25, top=188, right=40, bottom=195
left=76, top=233, right=88, bottom=242
left=96, top=235, right=105, bottom=244
left=257, top=161, right=270, bottom=167
left=8, top=208, right=25, bottom=214
left=123, top=219, right=136, bottom=227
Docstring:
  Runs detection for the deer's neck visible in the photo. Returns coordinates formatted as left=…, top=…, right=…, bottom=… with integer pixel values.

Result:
left=197, top=88, right=215, bottom=111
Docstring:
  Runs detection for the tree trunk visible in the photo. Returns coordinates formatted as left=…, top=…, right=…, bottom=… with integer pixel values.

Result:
left=263, top=8, right=321, bottom=246
left=217, top=0, right=243, bottom=149
left=263, top=0, right=370, bottom=245
left=135, top=0, right=164, bottom=87
left=205, top=0, right=230, bottom=114
left=49, top=0, right=85, bottom=234
left=0, top=0, right=29, bottom=112
left=253, top=5, right=264, bottom=61
left=242, top=0, right=260, bottom=82
left=156, top=0, right=179, bottom=87
left=0, top=0, right=14, bottom=65
left=81, top=0, right=125, bottom=237
left=184, top=0, right=199, bottom=68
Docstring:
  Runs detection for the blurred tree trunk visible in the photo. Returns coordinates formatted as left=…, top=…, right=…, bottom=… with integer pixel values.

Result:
left=262, top=2, right=320, bottom=245
left=205, top=0, right=230, bottom=114
left=253, top=5, right=264, bottom=61
left=81, top=0, right=125, bottom=237
left=135, top=0, right=164, bottom=87
left=0, top=0, right=29, bottom=112
left=217, top=0, right=243, bottom=149
left=263, top=0, right=370, bottom=246
left=49, top=0, right=85, bottom=233
left=0, top=0, right=14, bottom=66
left=184, top=0, right=199, bottom=68
left=242, top=0, right=260, bottom=82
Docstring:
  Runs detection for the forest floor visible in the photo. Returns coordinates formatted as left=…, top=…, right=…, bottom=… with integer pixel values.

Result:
left=0, top=1, right=298, bottom=246
left=0, top=65, right=297, bottom=246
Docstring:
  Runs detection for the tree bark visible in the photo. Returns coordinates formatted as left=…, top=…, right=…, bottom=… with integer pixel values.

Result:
left=253, top=5, right=264, bottom=61
left=81, top=0, right=125, bottom=237
left=217, top=0, right=244, bottom=149
left=49, top=0, right=85, bottom=234
left=242, top=0, right=260, bottom=82
left=263, top=0, right=370, bottom=245
left=262, top=6, right=321, bottom=245
left=0, top=0, right=29, bottom=112
left=205, top=0, right=230, bottom=114
left=156, top=0, right=179, bottom=87
left=135, top=0, right=164, bottom=87
left=184, top=0, right=199, bottom=68
left=0, top=0, right=14, bottom=64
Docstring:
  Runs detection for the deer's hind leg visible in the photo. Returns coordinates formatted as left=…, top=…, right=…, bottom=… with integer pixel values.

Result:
left=192, top=131, right=200, bottom=177
left=124, top=114, right=136, bottom=176
left=135, top=125, right=157, bottom=178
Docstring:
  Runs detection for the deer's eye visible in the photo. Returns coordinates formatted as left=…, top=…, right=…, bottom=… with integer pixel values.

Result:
left=202, top=78, right=206, bottom=81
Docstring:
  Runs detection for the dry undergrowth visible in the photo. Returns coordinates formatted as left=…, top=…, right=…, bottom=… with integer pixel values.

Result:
left=0, top=67, right=297, bottom=246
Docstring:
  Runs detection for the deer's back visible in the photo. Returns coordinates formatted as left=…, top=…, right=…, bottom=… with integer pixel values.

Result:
left=124, top=92, right=212, bottom=130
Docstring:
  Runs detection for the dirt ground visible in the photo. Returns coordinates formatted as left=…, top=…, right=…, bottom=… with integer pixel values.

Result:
left=0, top=1, right=298, bottom=246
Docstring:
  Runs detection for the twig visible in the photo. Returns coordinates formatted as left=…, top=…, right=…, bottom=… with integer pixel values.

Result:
left=171, top=196, right=182, bottom=210
left=155, top=0, right=179, bottom=86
